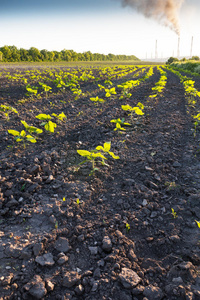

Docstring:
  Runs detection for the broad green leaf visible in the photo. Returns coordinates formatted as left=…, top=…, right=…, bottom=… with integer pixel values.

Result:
left=110, top=88, right=116, bottom=94
left=105, top=92, right=111, bottom=97
left=133, top=107, right=144, bottom=115
left=36, top=114, right=51, bottom=121
left=115, top=122, right=125, bottom=131
left=96, top=145, right=104, bottom=151
left=45, top=121, right=57, bottom=132
left=59, top=112, right=67, bottom=120
left=52, top=112, right=66, bottom=121
left=8, top=130, right=20, bottom=136
left=20, top=130, right=26, bottom=137
left=26, top=135, right=37, bottom=143
left=90, top=97, right=98, bottom=102
left=103, top=142, right=111, bottom=152
left=108, top=151, right=120, bottom=159
left=21, top=120, right=29, bottom=128
left=121, top=105, right=132, bottom=111
left=77, top=150, right=91, bottom=157
left=194, top=113, right=200, bottom=120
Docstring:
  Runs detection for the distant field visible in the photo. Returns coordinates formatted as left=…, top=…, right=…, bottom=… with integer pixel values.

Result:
left=0, top=60, right=164, bottom=68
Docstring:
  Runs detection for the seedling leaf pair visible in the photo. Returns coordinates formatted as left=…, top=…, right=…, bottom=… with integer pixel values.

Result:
left=21, top=120, right=43, bottom=134
left=0, top=104, right=19, bottom=120
left=36, top=112, right=66, bottom=133
left=8, top=129, right=37, bottom=148
left=121, top=103, right=144, bottom=122
left=77, top=142, right=119, bottom=175
left=90, top=96, right=105, bottom=104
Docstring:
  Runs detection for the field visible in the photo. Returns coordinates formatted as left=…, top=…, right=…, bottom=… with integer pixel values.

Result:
left=1, top=62, right=200, bottom=299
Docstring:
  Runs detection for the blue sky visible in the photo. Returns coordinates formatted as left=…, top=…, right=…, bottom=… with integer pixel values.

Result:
left=0, top=0, right=200, bottom=59
left=0, top=0, right=117, bottom=15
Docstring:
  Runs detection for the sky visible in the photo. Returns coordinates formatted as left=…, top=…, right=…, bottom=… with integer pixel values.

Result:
left=0, top=0, right=200, bottom=60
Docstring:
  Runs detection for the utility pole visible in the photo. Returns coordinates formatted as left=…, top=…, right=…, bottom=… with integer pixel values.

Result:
left=190, top=36, right=193, bottom=58
left=177, top=37, right=180, bottom=58
left=155, top=40, right=158, bottom=59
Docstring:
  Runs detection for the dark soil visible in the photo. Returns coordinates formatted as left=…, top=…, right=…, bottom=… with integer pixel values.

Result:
left=1, top=64, right=200, bottom=300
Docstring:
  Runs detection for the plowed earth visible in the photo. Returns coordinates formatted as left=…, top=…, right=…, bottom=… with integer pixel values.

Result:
left=1, top=65, right=200, bottom=300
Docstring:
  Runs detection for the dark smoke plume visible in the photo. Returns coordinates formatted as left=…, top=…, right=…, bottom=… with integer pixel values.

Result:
left=119, top=0, right=184, bottom=35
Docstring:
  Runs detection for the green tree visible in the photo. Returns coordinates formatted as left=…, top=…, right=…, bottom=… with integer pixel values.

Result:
left=19, top=48, right=29, bottom=61
left=28, top=47, right=42, bottom=61
left=10, top=46, right=20, bottom=61
left=0, top=46, right=12, bottom=61
left=40, top=49, right=49, bottom=61
left=166, top=57, right=179, bottom=64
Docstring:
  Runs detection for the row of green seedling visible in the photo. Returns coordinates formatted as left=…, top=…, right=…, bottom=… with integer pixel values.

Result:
left=149, top=66, right=167, bottom=99
left=7, top=112, right=66, bottom=148
left=168, top=66, right=200, bottom=136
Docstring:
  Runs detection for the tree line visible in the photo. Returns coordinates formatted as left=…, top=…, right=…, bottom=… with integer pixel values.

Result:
left=0, top=46, right=139, bottom=62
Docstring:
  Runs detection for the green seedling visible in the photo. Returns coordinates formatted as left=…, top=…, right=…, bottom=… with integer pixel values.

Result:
left=126, top=223, right=130, bottom=233
left=0, top=104, right=18, bottom=120
left=183, top=80, right=200, bottom=98
left=104, top=79, right=113, bottom=87
left=195, top=220, right=200, bottom=228
left=77, top=150, right=106, bottom=176
left=121, top=103, right=144, bottom=122
left=110, top=118, right=131, bottom=132
left=8, top=129, right=37, bottom=149
left=171, top=208, right=177, bottom=219
left=35, top=114, right=57, bottom=133
left=193, top=113, right=200, bottom=137
left=21, top=120, right=43, bottom=135
left=54, top=78, right=68, bottom=92
left=90, top=96, right=105, bottom=104
left=95, top=142, right=120, bottom=159
left=55, top=221, right=58, bottom=229
left=98, top=84, right=105, bottom=90
left=52, top=112, right=67, bottom=122
left=71, top=87, right=84, bottom=100
left=119, top=90, right=132, bottom=100
left=137, top=102, right=144, bottom=110
left=77, top=111, right=83, bottom=117
left=77, top=141, right=119, bottom=176
left=21, top=183, right=26, bottom=191
left=105, top=87, right=117, bottom=98
left=165, top=181, right=178, bottom=191
left=26, top=84, right=38, bottom=99
left=22, top=77, right=28, bottom=84
left=39, top=82, right=52, bottom=99
left=114, top=122, right=126, bottom=132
